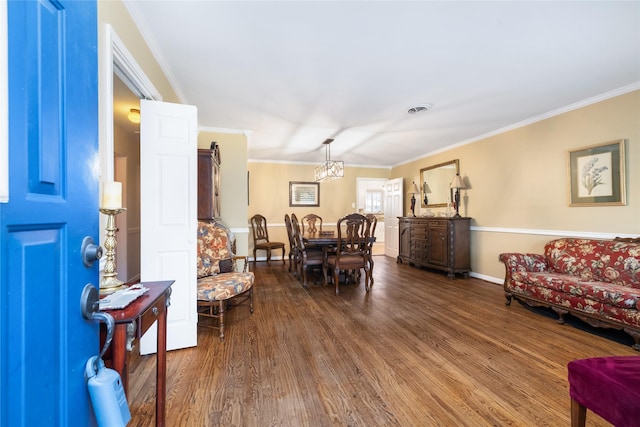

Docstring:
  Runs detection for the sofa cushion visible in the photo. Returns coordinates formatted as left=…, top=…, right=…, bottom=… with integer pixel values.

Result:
left=544, top=238, right=640, bottom=288
left=516, top=271, right=640, bottom=309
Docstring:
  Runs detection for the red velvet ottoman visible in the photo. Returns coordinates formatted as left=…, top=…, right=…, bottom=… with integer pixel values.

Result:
left=568, top=356, right=640, bottom=427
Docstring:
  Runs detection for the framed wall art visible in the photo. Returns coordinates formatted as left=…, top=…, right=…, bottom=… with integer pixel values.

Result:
left=568, top=139, right=626, bottom=206
left=289, top=181, right=320, bottom=207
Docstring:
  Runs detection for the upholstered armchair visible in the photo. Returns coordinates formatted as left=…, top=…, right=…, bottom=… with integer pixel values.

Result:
left=197, top=220, right=254, bottom=341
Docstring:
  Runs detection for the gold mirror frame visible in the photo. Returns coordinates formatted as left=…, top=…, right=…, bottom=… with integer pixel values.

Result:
left=420, top=159, right=460, bottom=208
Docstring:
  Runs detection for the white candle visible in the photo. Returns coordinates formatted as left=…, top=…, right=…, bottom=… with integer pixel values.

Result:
left=102, top=181, right=122, bottom=209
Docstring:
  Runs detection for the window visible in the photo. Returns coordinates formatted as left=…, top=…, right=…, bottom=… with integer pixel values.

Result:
left=365, top=190, right=382, bottom=213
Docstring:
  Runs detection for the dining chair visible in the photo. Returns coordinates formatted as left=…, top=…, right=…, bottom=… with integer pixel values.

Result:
left=292, top=214, right=325, bottom=287
left=250, top=214, right=285, bottom=266
left=301, top=213, right=323, bottom=234
left=284, top=214, right=297, bottom=273
left=323, top=213, right=372, bottom=295
left=365, top=214, right=378, bottom=290
left=196, top=221, right=254, bottom=341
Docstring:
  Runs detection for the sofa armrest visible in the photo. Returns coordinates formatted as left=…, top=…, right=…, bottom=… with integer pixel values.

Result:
left=499, top=253, right=548, bottom=279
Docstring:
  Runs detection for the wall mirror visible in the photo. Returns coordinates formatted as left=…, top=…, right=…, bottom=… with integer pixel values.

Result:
left=420, top=159, right=460, bottom=208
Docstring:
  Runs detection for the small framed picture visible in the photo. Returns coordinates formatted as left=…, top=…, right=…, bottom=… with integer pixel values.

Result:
left=289, top=181, right=320, bottom=207
left=568, top=139, right=626, bottom=206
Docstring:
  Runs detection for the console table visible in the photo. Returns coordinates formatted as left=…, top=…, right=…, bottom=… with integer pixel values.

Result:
left=101, top=280, right=173, bottom=427
left=398, top=217, right=471, bottom=278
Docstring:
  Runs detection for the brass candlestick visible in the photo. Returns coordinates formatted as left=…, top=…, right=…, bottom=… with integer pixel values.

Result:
left=99, top=208, right=126, bottom=294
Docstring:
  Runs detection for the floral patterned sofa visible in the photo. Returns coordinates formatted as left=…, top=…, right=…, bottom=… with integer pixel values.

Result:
left=499, top=238, right=640, bottom=349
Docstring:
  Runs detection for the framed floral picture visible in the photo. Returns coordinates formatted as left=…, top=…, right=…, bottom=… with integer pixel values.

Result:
left=568, top=139, right=626, bottom=206
left=289, top=181, right=320, bottom=207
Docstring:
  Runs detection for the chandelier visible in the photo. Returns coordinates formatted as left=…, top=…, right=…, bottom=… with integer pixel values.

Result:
left=314, top=138, right=344, bottom=182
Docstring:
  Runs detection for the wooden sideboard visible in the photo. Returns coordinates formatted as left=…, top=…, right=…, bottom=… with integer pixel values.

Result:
left=398, top=216, right=471, bottom=278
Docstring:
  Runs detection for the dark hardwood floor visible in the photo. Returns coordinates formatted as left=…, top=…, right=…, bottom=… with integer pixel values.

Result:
left=127, top=256, right=632, bottom=426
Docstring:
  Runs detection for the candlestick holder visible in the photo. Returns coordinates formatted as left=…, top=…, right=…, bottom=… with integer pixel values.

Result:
left=99, top=207, right=126, bottom=294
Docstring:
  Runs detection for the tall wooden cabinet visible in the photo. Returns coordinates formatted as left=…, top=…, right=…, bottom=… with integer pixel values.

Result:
left=197, top=148, right=220, bottom=220
left=398, top=217, right=471, bottom=278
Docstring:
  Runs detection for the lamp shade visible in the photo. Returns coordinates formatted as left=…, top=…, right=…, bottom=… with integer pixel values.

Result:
left=408, top=182, right=420, bottom=195
left=314, top=160, right=344, bottom=182
left=315, top=138, right=343, bottom=182
left=450, top=174, right=465, bottom=189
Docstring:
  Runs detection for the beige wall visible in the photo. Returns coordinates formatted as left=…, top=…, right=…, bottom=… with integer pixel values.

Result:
left=248, top=163, right=389, bottom=257
left=392, top=90, right=640, bottom=282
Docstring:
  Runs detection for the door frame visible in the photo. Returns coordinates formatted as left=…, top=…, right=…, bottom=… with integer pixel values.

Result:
left=99, top=24, right=161, bottom=185
left=99, top=24, right=161, bottom=262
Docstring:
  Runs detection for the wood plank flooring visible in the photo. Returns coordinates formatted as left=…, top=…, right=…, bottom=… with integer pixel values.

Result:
left=126, top=256, right=634, bottom=426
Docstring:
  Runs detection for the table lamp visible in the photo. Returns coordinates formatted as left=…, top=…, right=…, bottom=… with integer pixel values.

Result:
left=450, top=174, right=466, bottom=218
left=408, top=182, right=421, bottom=217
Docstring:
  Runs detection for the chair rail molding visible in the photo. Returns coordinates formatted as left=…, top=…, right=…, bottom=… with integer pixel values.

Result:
left=471, top=226, right=638, bottom=241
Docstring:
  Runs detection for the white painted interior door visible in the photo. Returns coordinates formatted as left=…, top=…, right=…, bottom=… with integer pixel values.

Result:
left=384, top=178, right=403, bottom=258
left=139, top=99, right=198, bottom=354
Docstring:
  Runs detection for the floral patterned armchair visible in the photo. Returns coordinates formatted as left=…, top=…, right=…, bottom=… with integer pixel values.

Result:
left=197, top=220, right=254, bottom=341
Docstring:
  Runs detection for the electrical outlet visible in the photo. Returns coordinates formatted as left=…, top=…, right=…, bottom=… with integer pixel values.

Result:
left=351, top=202, right=356, bottom=208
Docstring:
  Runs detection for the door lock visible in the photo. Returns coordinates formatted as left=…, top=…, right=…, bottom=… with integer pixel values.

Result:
left=81, top=236, right=103, bottom=268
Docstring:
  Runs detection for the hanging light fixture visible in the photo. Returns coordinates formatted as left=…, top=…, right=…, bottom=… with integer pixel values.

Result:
left=127, top=108, right=140, bottom=124
left=314, top=138, right=344, bottom=182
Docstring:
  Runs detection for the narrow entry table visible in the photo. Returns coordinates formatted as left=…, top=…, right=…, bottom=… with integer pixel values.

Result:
left=101, top=280, right=173, bottom=427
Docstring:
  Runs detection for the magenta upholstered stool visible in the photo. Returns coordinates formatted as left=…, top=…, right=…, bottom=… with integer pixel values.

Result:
left=567, top=356, right=640, bottom=427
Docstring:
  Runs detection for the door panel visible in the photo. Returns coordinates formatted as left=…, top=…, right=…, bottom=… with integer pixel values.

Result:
left=140, top=99, right=198, bottom=354
left=384, top=178, right=403, bottom=258
left=1, top=1, right=99, bottom=425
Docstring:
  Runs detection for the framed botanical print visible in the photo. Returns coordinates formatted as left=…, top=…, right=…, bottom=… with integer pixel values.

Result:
left=568, top=139, right=626, bottom=206
left=289, top=181, right=320, bottom=207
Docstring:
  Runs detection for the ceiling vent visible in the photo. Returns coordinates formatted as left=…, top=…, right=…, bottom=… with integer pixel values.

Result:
left=407, top=104, right=433, bottom=115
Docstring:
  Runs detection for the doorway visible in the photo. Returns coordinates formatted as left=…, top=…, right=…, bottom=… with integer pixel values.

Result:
left=112, top=73, right=141, bottom=282
left=356, top=177, right=386, bottom=256
left=102, top=25, right=199, bottom=353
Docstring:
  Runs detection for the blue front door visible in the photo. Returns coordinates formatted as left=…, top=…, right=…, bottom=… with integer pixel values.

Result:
left=1, top=1, right=99, bottom=425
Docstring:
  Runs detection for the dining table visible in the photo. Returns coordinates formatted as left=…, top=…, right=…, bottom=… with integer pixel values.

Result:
left=302, top=230, right=377, bottom=247
left=302, top=230, right=376, bottom=286
left=302, top=230, right=339, bottom=247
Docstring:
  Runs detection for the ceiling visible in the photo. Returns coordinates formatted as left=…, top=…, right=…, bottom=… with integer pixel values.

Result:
left=118, top=1, right=640, bottom=167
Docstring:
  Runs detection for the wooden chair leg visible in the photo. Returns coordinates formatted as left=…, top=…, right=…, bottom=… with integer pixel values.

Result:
left=334, top=268, right=340, bottom=295
left=323, top=264, right=328, bottom=286
left=301, top=264, right=308, bottom=287
left=571, top=398, right=586, bottom=427
left=218, top=300, right=225, bottom=342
